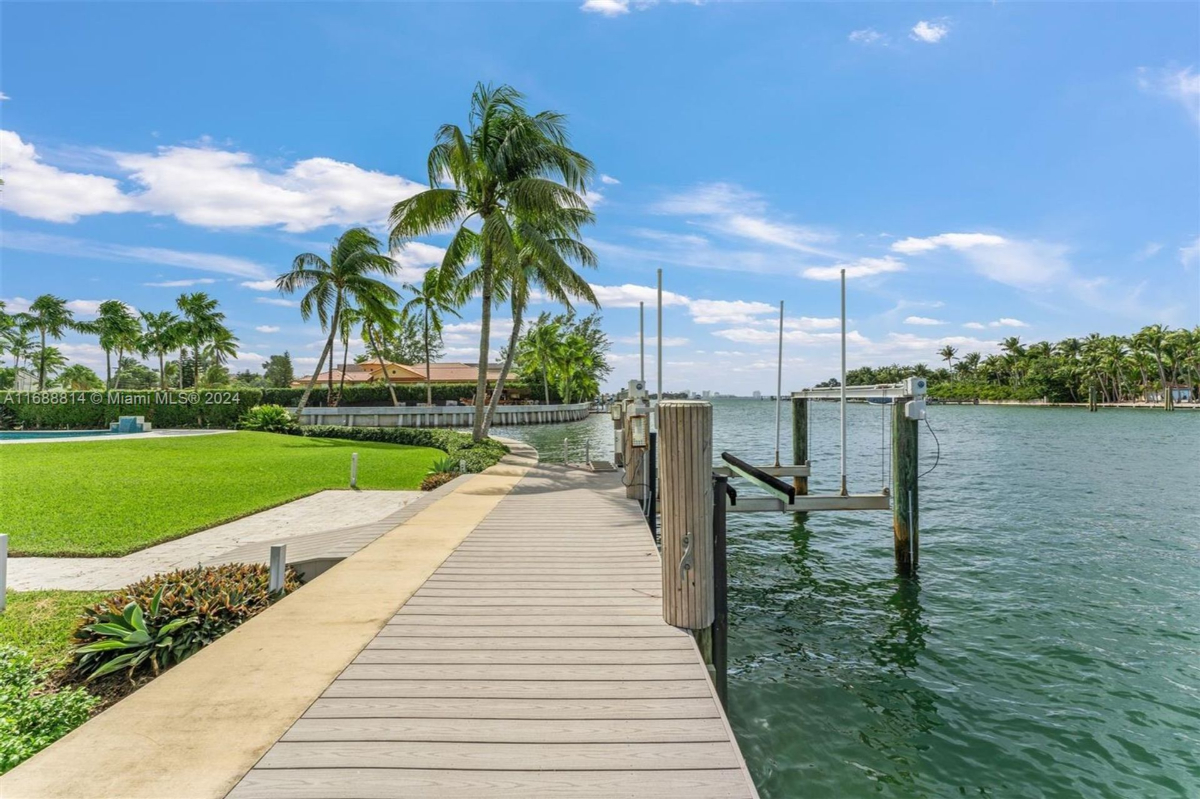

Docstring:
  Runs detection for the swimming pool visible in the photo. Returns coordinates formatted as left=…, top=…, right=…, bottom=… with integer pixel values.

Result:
left=0, top=430, right=114, bottom=440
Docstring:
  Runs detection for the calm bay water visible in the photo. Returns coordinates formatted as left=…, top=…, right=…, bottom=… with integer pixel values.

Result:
left=490, top=401, right=1200, bottom=798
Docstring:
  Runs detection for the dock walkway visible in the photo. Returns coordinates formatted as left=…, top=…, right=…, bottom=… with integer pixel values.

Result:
left=229, top=463, right=758, bottom=798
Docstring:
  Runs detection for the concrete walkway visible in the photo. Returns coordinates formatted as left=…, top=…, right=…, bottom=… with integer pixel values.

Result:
left=7, top=489, right=422, bottom=590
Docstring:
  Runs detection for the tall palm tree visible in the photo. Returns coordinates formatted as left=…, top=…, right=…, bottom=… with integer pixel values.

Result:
left=333, top=306, right=364, bottom=406
left=277, top=228, right=399, bottom=417
left=359, top=306, right=401, bottom=407
left=176, top=293, right=225, bottom=389
left=57, top=364, right=103, bottom=390
left=89, top=300, right=142, bottom=389
left=23, top=295, right=78, bottom=390
left=389, top=82, right=595, bottom=441
left=482, top=213, right=598, bottom=436
left=31, top=346, right=67, bottom=382
left=401, top=269, right=461, bottom=407
left=519, top=314, right=564, bottom=405
left=4, top=329, right=36, bottom=376
left=140, top=311, right=183, bottom=390
left=1133, top=325, right=1172, bottom=409
left=938, top=345, right=958, bottom=375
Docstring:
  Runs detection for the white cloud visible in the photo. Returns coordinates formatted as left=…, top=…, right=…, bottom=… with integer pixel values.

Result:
left=784, top=316, right=841, bottom=330
left=963, top=322, right=986, bottom=330
left=143, top=278, right=217, bottom=288
left=617, top=335, right=688, bottom=346
left=688, top=299, right=776, bottom=325
left=240, top=280, right=279, bottom=291
left=1137, top=65, right=1200, bottom=125
left=600, top=174, right=621, bottom=185
left=0, top=92, right=9, bottom=101
left=892, top=232, right=1006, bottom=254
left=714, top=327, right=871, bottom=347
left=653, top=182, right=837, bottom=257
left=389, top=241, right=448, bottom=284
left=588, top=283, right=690, bottom=309
left=911, top=20, right=949, bottom=44
left=904, top=316, right=945, bottom=326
left=255, top=325, right=280, bottom=333
left=1, top=296, right=32, bottom=313
left=1135, top=242, right=1163, bottom=260
left=803, top=256, right=905, bottom=281
left=256, top=297, right=298, bottom=308
left=65, top=300, right=104, bottom=318
left=581, top=0, right=630, bottom=15
left=0, top=130, right=133, bottom=222
left=990, top=317, right=1028, bottom=328
left=849, top=29, right=886, bottom=45
left=1180, top=236, right=1200, bottom=267
left=1, top=230, right=269, bottom=278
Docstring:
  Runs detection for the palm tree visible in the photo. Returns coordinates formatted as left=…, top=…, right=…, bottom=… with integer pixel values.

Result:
left=140, top=311, right=182, bottom=390
left=31, top=346, right=67, bottom=382
left=359, top=306, right=401, bottom=407
left=278, top=228, right=399, bottom=417
left=333, top=306, right=364, bottom=405
left=1133, top=325, right=1172, bottom=409
left=401, top=269, right=461, bottom=407
left=89, top=300, right=142, bottom=389
left=4, top=328, right=36, bottom=376
left=481, top=211, right=598, bottom=436
left=57, top=364, right=103, bottom=390
left=203, top=327, right=239, bottom=381
left=519, top=314, right=564, bottom=405
left=176, top=293, right=225, bottom=389
left=938, top=345, right=958, bottom=375
left=23, top=295, right=78, bottom=390
left=389, top=82, right=595, bottom=441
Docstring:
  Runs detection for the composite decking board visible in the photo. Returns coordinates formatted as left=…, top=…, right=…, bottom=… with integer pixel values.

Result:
left=302, top=697, right=722, bottom=720
left=228, top=768, right=754, bottom=799
left=230, top=463, right=758, bottom=799
left=281, top=717, right=732, bottom=743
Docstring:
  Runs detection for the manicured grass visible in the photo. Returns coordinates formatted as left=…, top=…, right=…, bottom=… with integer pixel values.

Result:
left=0, top=431, right=444, bottom=556
left=0, top=590, right=108, bottom=668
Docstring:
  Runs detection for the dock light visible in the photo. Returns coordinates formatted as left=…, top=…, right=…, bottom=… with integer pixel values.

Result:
left=610, top=403, right=623, bottom=421
left=630, top=414, right=648, bottom=448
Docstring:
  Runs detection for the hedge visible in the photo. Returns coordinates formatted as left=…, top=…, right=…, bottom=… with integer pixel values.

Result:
left=295, top=425, right=507, bottom=473
left=927, top=381, right=1045, bottom=402
left=1, top=390, right=263, bottom=430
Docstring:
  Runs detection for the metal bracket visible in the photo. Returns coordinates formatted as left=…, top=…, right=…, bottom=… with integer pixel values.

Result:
left=679, top=532, right=693, bottom=574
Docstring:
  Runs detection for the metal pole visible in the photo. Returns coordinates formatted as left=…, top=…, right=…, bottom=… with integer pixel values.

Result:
left=563, top=437, right=569, bottom=465
left=639, top=301, right=645, bottom=384
left=839, top=268, right=848, bottom=496
left=774, top=300, right=784, bottom=467
left=269, top=544, right=287, bottom=594
left=711, top=474, right=729, bottom=708
left=350, top=452, right=358, bottom=488
left=656, top=269, right=663, bottom=406
left=0, top=534, right=7, bottom=613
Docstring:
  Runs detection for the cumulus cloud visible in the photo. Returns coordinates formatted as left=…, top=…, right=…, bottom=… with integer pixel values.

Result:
left=0, top=92, right=9, bottom=101
left=1180, top=236, right=1200, bottom=267
left=904, top=316, right=945, bottom=326
left=892, top=232, right=1070, bottom=291
left=892, top=232, right=1006, bottom=254
left=803, top=256, right=905, bottom=281
left=963, top=322, right=986, bottom=330
left=256, top=297, right=298, bottom=308
left=1137, top=65, right=1200, bottom=125
left=688, top=299, right=776, bottom=324
left=617, top=334, right=688, bottom=346
left=600, top=174, right=621, bottom=185
left=587, top=283, right=690, bottom=309
left=990, top=317, right=1028, bottom=328
left=240, top=280, right=279, bottom=291
left=390, top=241, right=449, bottom=284
left=581, top=0, right=631, bottom=15
left=0, top=130, right=426, bottom=232
left=0, top=230, right=269, bottom=278
left=0, top=130, right=133, bottom=222
left=910, top=20, right=949, bottom=43
left=255, top=325, right=280, bottom=333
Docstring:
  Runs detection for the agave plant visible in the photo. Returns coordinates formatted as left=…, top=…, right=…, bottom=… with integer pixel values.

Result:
left=75, top=586, right=196, bottom=680
left=428, top=455, right=462, bottom=475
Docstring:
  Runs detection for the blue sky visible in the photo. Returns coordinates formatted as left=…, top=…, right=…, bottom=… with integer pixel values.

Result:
left=2, top=1, right=1197, bottom=393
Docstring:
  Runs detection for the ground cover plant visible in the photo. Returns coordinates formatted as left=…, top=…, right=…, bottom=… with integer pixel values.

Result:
left=0, top=646, right=98, bottom=774
left=0, top=431, right=444, bottom=556
left=0, top=591, right=109, bottom=668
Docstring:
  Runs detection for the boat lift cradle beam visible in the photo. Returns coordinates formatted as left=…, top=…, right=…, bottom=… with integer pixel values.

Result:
left=718, top=451, right=889, bottom=513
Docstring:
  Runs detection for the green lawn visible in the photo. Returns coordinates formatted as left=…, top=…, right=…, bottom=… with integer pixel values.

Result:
left=0, top=590, right=108, bottom=668
left=0, top=431, right=443, bottom=556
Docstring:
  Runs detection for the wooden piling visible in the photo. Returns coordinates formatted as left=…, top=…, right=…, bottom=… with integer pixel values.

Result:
left=791, top=396, right=809, bottom=496
left=659, top=400, right=714, bottom=630
left=623, top=403, right=646, bottom=501
left=891, top=398, right=919, bottom=574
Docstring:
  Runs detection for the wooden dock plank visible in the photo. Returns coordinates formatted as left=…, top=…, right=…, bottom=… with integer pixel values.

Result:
left=228, top=463, right=759, bottom=799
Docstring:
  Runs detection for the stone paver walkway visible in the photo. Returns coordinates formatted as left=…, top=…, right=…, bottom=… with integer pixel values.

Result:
left=7, top=490, right=422, bottom=591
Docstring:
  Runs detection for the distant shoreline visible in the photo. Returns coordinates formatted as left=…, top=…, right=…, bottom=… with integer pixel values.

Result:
left=930, top=400, right=1199, bottom=411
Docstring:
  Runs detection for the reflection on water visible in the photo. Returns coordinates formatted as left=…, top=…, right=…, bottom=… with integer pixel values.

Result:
left=492, top=403, right=1200, bottom=798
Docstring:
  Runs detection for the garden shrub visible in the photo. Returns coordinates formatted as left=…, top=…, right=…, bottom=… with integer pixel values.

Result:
left=73, top=563, right=300, bottom=680
left=296, top=425, right=507, bottom=473
left=3, top=389, right=263, bottom=430
left=259, top=382, right=536, bottom=407
left=420, top=471, right=460, bottom=491
left=0, top=646, right=98, bottom=773
left=239, top=404, right=298, bottom=433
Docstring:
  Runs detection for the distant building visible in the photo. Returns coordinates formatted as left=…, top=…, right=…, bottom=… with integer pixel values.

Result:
left=702, top=390, right=711, bottom=399
left=293, top=361, right=505, bottom=388
left=752, top=390, right=761, bottom=399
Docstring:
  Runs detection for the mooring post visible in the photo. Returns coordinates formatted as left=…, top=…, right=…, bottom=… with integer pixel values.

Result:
left=1088, top=385, right=1098, bottom=412
left=268, top=544, right=287, bottom=594
left=350, top=452, right=358, bottom=488
left=647, top=431, right=659, bottom=540
left=711, top=473, right=729, bottom=708
left=659, top=401, right=715, bottom=644
left=891, top=398, right=919, bottom=574
left=791, top=396, right=809, bottom=496
left=624, top=401, right=647, bottom=501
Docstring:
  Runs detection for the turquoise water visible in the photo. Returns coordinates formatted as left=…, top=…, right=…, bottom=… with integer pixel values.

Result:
left=0, top=430, right=112, bottom=440
left=491, top=401, right=1200, bottom=798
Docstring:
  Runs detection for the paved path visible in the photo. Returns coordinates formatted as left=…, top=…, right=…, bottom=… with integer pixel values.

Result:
left=8, top=489, right=422, bottom=590
left=228, top=464, right=759, bottom=799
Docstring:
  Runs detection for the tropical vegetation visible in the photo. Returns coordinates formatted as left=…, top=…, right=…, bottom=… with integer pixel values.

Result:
left=839, top=326, right=1200, bottom=408
left=1, top=646, right=98, bottom=773
left=512, top=312, right=612, bottom=404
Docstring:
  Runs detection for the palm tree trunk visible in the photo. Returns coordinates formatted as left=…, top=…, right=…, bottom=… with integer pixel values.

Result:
left=335, top=335, right=350, bottom=408
left=297, top=297, right=341, bottom=419
left=543, top=368, right=549, bottom=405
left=105, top=349, right=112, bottom=389
left=179, top=348, right=186, bottom=389
left=425, top=308, right=433, bottom=407
left=113, top=346, right=124, bottom=390
left=38, top=328, right=46, bottom=391
left=482, top=303, right=523, bottom=438
left=366, top=324, right=399, bottom=407
left=471, top=261, right=493, bottom=442
left=159, top=352, right=166, bottom=390
left=194, top=336, right=202, bottom=388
